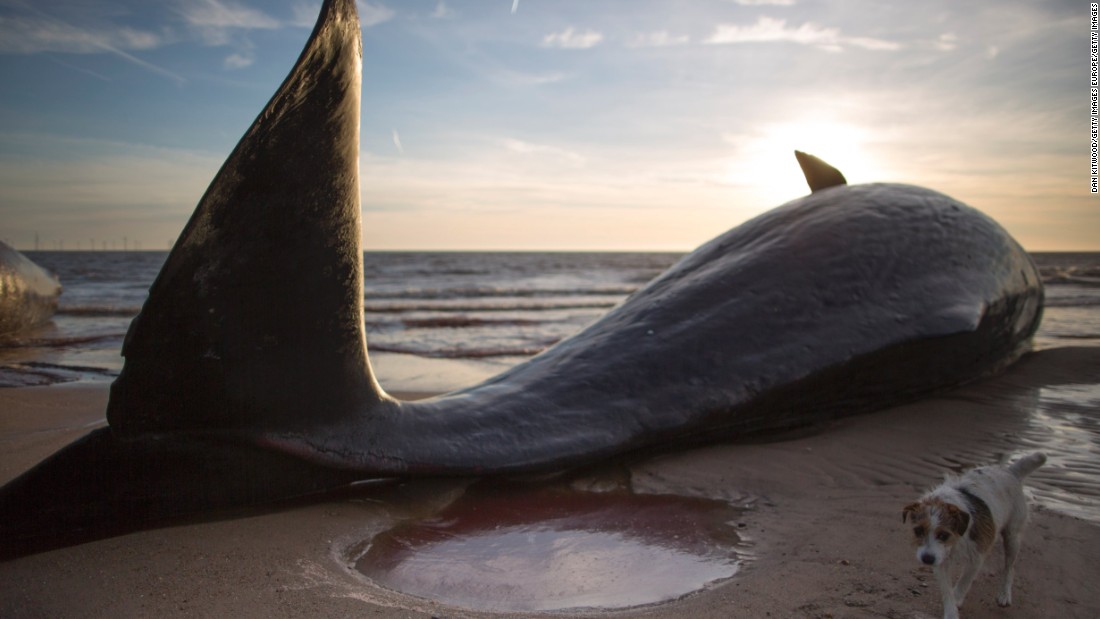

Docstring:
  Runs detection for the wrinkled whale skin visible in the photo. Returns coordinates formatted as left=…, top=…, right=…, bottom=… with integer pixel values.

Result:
left=0, top=0, right=1042, bottom=557
left=0, top=241, right=61, bottom=336
left=269, top=181, right=1042, bottom=475
left=106, top=178, right=1043, bottom=477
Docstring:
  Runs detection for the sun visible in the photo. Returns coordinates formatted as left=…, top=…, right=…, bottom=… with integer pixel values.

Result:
left=721, top=119, right=889, bottom=207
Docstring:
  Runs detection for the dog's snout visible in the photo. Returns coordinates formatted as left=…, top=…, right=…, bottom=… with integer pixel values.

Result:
left=920, top=552, right=936, bottom=565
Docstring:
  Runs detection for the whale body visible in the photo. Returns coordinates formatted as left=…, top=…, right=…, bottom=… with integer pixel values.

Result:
left=0, top=0, right=1041, bottom=556
left=0, top=241, right=60, bottom=336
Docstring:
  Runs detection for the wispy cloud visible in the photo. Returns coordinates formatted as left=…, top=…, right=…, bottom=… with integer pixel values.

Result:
left=181, top=0, right=396, bottom=72
left=705, top=16, right=899, bottom=52
left=0, top=11, right=186, bottom=84
left=730, top=0, right=796, bottom=5
left=430, top=1, right=454, bottom=19
left=542, top=26, right=604, bottom=49
left=223, top=52, right=253, bottom=69
left=0, top=14, right=162, bottom=54
left=359, top=2, right=395, bottom=28
left=502, top=138, right=585, bottom=165
left=391, top=129, right=404, bottom=154
left=109, top=47, right=188, bottom=85
left=934, top=33, right=958, bottom=52
left=274, top=1, right=395, bottom=30
left=492, top=68, right=569, bottom=86
left=47, top=56, right=112, bottom=82
left=631, top=30, right=690, bottom=48
left=177, top=0, right=279, bottom=46
left=180, top=0, right=280, bottom=29
left=290, top=1, right=322, bottom=28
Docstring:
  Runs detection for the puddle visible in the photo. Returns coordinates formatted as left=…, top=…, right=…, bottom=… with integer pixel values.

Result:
left=1023, top=383, right=1100, bottom=521
left=350, top=482, right=748, bottom=612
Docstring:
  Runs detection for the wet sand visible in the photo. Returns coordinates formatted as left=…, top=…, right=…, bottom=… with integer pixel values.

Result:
left=1, top=347, right=1098, bottom=618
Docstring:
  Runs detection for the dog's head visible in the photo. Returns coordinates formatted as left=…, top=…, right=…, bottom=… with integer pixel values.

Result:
left=902, top=498, right=970, bottom=567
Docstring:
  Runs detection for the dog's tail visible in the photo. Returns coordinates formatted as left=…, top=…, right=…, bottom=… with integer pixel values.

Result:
left=1008, top=452, right=1046, bottom=479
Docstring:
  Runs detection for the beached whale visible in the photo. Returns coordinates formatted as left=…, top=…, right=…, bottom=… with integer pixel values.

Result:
left=0, top=241, right=61, bottom=337
left=0, top=0, right=1042, bottom=556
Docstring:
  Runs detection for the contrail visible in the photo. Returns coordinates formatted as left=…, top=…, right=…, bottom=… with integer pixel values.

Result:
left=511, top=0, right=519, bottom=14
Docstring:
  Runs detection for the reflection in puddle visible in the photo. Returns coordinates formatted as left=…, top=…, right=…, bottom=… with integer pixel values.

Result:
left=352, top=483, right=747, bottom=612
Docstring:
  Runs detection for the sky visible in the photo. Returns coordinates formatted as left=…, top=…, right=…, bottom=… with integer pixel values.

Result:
left=0, top=0, right=1093, bottom=251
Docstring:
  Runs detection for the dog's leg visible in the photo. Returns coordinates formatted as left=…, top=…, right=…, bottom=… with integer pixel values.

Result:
left=998, top=528, right=1022, bottom=607
left=953, top=556, right=983, bottom=608
left=934, top=565, right=960, bottom=619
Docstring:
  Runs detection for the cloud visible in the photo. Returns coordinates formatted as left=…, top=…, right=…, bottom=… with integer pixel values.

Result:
left=47, top=56, right=112, bottom=81
left=0, top=15, right=162, bottom=54
left=358, top=2, right=395, bottom=28
left=542, top=26, right=604, bottom=49
left=391, top=129, right=404, bottom=154
left=290, top=1, right=322, bottom=27
left=179, top=0, right=398, bottom=71
left=631, top=30, right=690, bottom=48
left=502, top=138, right=585, bottom=165
left=731, top=0, right=796, bottom=5
left=180, top=0, right=279, bottom=30
left=705, top=16, right=899, bottom=52
left=223, top=52, right=253, bottom=69
left=430, top=1, right=454, bottom=19
left=845, top=36, right=901, bottom=51
left=178, top=0, right=279, bottom=45
left=492, top=68, right=568, bottom=86
left=934, top=33, right=958, bottom=51
left=0, top=12, right=185, bottom=84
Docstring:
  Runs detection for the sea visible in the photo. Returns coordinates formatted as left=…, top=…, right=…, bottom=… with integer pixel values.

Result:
left=1, top=251, right=1098, bottom=392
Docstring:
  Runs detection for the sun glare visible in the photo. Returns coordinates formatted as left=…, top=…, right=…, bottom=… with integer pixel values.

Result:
left=722, top=120, right=888, bottom=207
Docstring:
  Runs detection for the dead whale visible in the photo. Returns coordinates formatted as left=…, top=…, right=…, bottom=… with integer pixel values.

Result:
left=0, top=0, right=1042, bottom=556
left=0, top=241, right=60, bottom=336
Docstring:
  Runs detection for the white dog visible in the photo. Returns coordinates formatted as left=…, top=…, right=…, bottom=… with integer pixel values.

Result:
left=902, top=452, right=1046, bottom=619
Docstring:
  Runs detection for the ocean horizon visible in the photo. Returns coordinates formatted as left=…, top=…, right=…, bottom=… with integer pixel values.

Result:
left=1, top=250, right=1098, bottom=392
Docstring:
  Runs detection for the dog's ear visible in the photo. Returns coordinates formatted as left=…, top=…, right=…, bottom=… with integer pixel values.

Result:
left=943, top=504, right=971, bottom=536
left=902, top=502, right=921, bottom=523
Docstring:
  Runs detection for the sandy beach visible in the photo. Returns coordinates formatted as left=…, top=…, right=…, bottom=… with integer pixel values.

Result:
left=1, top=346, right=1098, bottom=618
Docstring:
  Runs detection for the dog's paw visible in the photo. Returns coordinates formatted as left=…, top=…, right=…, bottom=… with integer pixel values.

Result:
left=997, top=592, right=1012, bottom=607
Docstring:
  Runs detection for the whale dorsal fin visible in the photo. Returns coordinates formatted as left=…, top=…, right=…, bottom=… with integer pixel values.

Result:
left=107, top=0, right=387, bottom=437
left=795, top=150, right=847, bottom=193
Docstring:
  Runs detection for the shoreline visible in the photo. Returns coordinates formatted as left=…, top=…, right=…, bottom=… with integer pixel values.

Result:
left=1, top=346, right=1098, bottom=617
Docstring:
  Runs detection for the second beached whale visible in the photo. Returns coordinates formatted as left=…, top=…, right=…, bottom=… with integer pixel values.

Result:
left=0, top=0, right=1041, bottom=555
left=0, top=241, right=60, bottom=337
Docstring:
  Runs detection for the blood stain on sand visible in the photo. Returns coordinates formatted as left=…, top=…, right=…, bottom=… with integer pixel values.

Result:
left=349, top=481, right=749, bottom=612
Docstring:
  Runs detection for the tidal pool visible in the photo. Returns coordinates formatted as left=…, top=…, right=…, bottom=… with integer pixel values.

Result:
left=352, top=482, right=747, bottom=612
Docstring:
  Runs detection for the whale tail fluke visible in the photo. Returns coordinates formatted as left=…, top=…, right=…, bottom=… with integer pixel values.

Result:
left=107, top=0, right=385, bottom=438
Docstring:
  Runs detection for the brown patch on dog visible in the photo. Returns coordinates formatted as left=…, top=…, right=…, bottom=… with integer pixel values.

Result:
left=903, top=502, right=934, bottom=547
left=960, top=493, right=997, bottom=553
left=969, top=513, right=996, bottom=552
left=902, top=502, right=922, bottom=523
left=941, top=502, right=971, bottom=537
